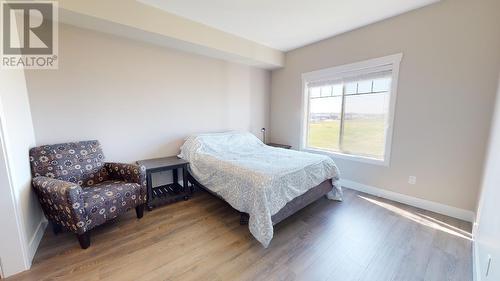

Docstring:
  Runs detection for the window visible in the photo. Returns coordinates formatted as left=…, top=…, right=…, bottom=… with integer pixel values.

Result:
left=301, top=54, right=402, bottom=165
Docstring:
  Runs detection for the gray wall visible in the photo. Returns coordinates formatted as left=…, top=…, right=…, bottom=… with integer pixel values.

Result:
left=25, top=23, right=271, bottom=163
left=270, top=0, right=500, bottom=211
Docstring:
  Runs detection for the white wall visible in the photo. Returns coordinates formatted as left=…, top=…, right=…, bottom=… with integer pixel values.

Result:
left=25, top=23, right=271, bottom=185
left=0, top=17, right=44, bottom=278
left=270, top=0, right=500, bottom=212
left=474, top=74, right=500, bottom=281
left=0, top=70, right=31, bottom=275
left=0, top=68, right=43, bottom=259
left=0, top=122, right=28, bottom=277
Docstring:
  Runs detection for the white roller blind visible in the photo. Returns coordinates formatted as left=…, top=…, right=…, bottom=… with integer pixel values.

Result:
left=307, top=65, right=392, bottom=88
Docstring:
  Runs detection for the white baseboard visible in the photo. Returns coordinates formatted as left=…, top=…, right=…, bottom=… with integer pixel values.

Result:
left=27, top=217, right=47, bottom=265
left=339, top=179, right=475, bottom=222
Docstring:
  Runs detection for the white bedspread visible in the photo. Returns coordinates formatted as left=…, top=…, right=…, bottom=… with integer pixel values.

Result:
left=179, top=131, right=342, bottom=247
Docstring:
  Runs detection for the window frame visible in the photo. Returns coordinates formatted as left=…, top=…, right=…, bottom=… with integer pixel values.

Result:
left=300, top=53, right=403, bottom=166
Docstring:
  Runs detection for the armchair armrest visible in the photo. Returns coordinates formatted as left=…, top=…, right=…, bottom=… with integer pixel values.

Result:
left=105, top=162, right=147, bottom=201
left=32, top=176, right=88, bottom=234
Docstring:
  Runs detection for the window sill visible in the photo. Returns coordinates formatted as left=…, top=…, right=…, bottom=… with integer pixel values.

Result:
left=301, top=147, right=390, bottom=167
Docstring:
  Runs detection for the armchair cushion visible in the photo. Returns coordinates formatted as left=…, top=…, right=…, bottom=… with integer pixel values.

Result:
left=32, top=176, right=88, bottom=234
left=105, top=162, right=147, bottom=200
left=82, top=180, right=144, bottom=229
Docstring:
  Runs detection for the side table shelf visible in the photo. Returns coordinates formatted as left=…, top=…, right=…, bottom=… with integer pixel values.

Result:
left=137, top=156, right=191, bottom=211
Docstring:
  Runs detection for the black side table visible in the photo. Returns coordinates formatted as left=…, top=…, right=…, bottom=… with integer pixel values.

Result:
left=267, top=143, right=292, bottom=149
left=137, top=156, right=191, bottom=211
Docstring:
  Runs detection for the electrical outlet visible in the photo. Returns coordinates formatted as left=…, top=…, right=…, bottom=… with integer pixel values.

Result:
left=486, top=255, right=492, bottom=277
left=408, top=176, right=417, bottom=185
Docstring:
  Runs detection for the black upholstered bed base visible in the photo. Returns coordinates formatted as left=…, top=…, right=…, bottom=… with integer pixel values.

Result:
left=187, top=172, right=333, bottom=226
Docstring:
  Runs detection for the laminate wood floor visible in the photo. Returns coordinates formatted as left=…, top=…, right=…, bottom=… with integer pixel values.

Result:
left=6, top=188, right=472, bottom=281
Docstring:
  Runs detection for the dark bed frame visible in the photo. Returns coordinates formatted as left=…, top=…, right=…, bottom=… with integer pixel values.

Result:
left=187, top=172, right=334, bottom=226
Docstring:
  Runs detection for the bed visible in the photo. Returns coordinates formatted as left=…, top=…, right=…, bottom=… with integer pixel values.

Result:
left=179, top=131, right=342, bottom=247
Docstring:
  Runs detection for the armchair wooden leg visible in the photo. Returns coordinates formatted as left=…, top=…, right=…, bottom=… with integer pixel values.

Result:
left=51, top=222, right=62, bottom=235
left=77, top=232, right=91, bottom=249
left=136, top=204, right=145, bottom=219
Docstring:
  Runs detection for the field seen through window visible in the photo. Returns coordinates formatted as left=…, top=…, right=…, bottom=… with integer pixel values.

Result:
left=307, top=119, right=385, bottom=159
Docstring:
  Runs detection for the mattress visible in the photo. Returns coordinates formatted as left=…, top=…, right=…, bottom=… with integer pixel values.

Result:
left=179, top=131, right=342, bottom=247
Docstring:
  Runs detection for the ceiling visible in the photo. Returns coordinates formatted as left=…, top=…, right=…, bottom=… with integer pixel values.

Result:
left=138, top=0, right=439, bottom=51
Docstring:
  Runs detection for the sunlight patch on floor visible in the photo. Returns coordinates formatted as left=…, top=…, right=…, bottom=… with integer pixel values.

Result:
left=358, top=195, right=472, bottom=240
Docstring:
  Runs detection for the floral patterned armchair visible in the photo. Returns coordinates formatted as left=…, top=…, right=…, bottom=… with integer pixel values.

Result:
left=29, top=140, right=147, bottom=249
